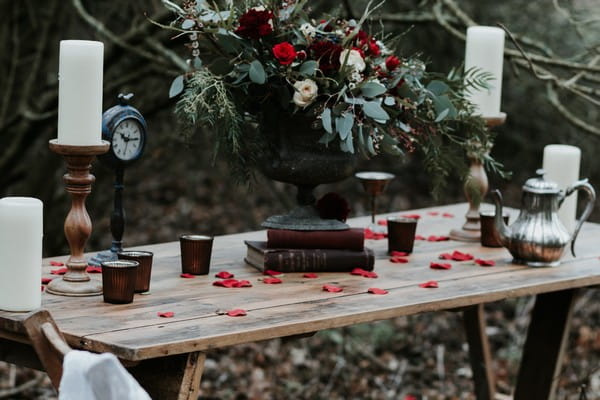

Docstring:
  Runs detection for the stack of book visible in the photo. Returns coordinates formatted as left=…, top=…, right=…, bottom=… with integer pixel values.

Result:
left=244, top=228, right=374, bottom=273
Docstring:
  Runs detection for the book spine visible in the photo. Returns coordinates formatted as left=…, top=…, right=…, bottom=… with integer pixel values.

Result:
left=263, top=248, right=374, bottom=272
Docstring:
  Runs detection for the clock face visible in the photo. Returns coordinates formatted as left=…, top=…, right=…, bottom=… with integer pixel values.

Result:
left=112, top=119, right=143, bottom=161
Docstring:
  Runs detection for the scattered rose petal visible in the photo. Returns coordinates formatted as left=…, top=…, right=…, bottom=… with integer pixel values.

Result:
left=442, top=212, right=455, bottom=218
left=439, top=250, right=474, bottom=261
left=415, top=235, right=426, bottom=241
left=390, top=256, right=409, bottom=264
left=377, top=219, right=388, bottom=226
left=323, top=284, right=343, bottom=293
left=86, top=266, right=102, bottom=273
left=401, top=214, right=421, bottom=220
left=50, top=267, right=68, bottom=275
left=263, top=277, right=283, bottom=284
left=157, top=311, right=174, bottom=318
left=430, top=262, right=452, bottom=270
left=213, top=279, right=252, bottom=288
left=215, top=271, right=234, bottom=279
left=368, top=287, right=388, bottom=295
left=427, top=211, right=440, bottom=216
left=364, top=228, right=387, bottom=240
left=180, top=273, right=196, bottom=279
left=427, top=235, right=450, bottom=242
left=41, top=285, right=45, bottom=292
left=41, top=277, right=53, bottom=284
left=350, top=268, right=378, bottom=278
left=264, top=269, right=283, bottom=276
left=226, top=309, right=247, bottom=317
left=405, top=395, right=418, bottom=400
left=390, top=251, right=409, bottom=257
left=419, top=280, right=439, bottom=288
left=303, top=273, right=318, bottom=279
left=475, top=258, right=496, bottom=266
left=50, top=261, right=64, bottom=266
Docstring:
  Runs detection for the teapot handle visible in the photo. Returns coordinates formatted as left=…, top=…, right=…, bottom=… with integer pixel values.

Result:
left=562, top=179, right=596, bottom=257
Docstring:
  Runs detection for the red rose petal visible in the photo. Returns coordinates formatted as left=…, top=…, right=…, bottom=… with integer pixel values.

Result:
left=86, top=266, right=102, bottom=273
left=226, top=309, right=247, bottom=317
left=439, top=253, right=453, bottom=260
left=377, top=219, right=388, bottom=226
left=427, top=235, right=450, bottom=242
left=415, top=234, right=426, bottom=241
left=214, top=279, right=253, bottom=288
left=264, top=269, right=282, bottom=276
left=323, top=284, right=343, bottom=293
left=390, top=256, right=409, bottom=264
left=303, top=273, right=318, bottom=279
left=427, top=211, right=440, bottom=216
left=41, top=277, right=53, bottom=284
left=263, top=277, right=283, bottom=284
left=405, top=395, right=418, bottom=400
left=350, top=268, right=378, bottom=278
left=235, top=280, right=252, bottom=287
left=390, top=251, right=409, bottom=257
left=475, top=258, right=496, bottom=266
left=419, top=280, right=439, bottom=288
left=442, top=212, right=455, bottom=218
left=180, top=273, right=196, bottom=279
left=215, top=271, right=234, bottom=279
left=368, top=287, right=388, bottom=295
left=50, top=267, right=68, bottom=275
left=41, top=285, right=45, bottom=292
left=439, top=250, right=473, bottom=261
left=50, top=261, right=64, bottom=266
left=401, top=214, right=421, bottom=220
left=364, top=228, right=387, bottom=240
left=430, top=262, right=452, bottom=270
left=157, top=311, right=175, bottom=318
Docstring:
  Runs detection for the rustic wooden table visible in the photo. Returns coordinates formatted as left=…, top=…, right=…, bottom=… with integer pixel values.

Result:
left=1, top=203, right=599, bottom=400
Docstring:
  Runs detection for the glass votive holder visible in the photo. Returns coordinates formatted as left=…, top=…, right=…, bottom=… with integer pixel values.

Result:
left=480, top=210, right=510, bottom=247
left=387, top=216, right=418, bottom=254
left=180, top=235, right=213, bottom=275
left=101, top=260, right=138, bottom=304
left=117, top=250, right=154, bottom=293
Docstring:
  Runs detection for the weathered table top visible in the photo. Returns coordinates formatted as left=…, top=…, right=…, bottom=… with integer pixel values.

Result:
left=2, top=203, right=600, bottom=362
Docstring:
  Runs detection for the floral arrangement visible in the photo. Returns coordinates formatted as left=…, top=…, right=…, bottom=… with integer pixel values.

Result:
left=163, top=0, right=506, bottom=191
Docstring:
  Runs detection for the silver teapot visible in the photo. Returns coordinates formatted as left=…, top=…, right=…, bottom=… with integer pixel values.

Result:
left=491, top=170, right=596, bottom=267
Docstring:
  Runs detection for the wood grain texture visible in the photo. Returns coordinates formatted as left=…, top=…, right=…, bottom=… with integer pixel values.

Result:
left=1, top=204, right=598, bottom=363
left=463, top=304, right=495, bottom=400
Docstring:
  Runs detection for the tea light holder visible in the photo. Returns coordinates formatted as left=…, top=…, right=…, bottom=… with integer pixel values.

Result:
left=46, top=139, right=109, bottom=296
left=450, top=113, right=506, bottom=242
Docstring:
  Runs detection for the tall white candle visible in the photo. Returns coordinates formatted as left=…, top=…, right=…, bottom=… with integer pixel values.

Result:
left=0, top=197, right=43, bottom=312
left=464, top=26, right=505, bottom=117
left=57, top=40, right=104, bottom=145
left=542, top=144, right=581, bottom=233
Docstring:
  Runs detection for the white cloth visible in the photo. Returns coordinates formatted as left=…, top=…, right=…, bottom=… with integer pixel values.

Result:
left=59, top=350, right=151, bottom=400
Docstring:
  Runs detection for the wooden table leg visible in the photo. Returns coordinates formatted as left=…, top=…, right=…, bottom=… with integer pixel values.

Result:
left=514, top=289, right=577, bottom=400
left=463, top=304, right=495, bottom=400
left=128, top=351, right=206, bottom=400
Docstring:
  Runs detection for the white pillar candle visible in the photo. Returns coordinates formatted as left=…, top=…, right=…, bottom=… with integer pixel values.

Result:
left=464, top=26, right=505, bottom=118
left=0, top=197, right=43, bottom=312
left=542, top=144, right=581, bottom=233
left=57, top=40, right=104, bottom=146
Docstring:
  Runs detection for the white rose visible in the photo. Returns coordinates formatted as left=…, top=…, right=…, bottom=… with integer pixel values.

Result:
left=350, top=70, right=363, bottom=83
left=300, top=23, right=316, bottom=38
left=293, top=79, right=318, bottom=108
left=339, top=49, right=365, bottom=72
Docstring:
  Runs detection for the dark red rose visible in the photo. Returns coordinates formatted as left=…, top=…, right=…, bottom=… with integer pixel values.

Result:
left=235, top=8, right=274, bottom=40
left=385, top=55, right=401, bottom=71
left=272, top=42, right=297, bottom=65
left=309, top=40, right=343, bottom=72
left=316, top=192, right=351, bottom=222
left=297, top=50, right=307, bottom=60
left=368, top=39, right=381, bottom=56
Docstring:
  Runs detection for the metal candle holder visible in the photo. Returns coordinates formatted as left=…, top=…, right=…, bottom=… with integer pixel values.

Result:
left=46, top=139, right=109, bottom=296
left=449, top=112, right=506, bottom=242
left=355, top=171, right=396, bottom=229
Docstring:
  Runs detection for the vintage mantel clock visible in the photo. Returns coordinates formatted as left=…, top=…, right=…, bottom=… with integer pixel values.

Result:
left=89, top=93, right=148, bottom=266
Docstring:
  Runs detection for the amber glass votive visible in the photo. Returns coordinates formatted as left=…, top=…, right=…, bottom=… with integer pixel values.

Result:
left=101, top=260, right=138, bottom=304
left=180, top=235, right=213, bottom=275
left=117, top=251, right=154, bottom=293
left=387, top=217, right=418, bottom=254
left=480, top=211, right=509, bottom=247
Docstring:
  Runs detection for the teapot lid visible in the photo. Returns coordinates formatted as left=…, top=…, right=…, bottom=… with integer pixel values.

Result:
left=523, top=169, right=560, bottom=194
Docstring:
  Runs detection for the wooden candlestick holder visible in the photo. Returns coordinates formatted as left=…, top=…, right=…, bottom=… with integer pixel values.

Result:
left=46, top=139, right=109, bottom=296
left=450, top=112, right=506, bottom=242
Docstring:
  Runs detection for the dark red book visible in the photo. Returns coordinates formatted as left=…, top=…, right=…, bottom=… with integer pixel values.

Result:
left=244, top=241, right=374, bottom=273
left=266, top=228, right=364, bottom=250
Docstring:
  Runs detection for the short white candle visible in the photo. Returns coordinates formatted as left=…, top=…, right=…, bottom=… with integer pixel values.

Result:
left=464, top=26, right=505, bottom=118
left=542, top=144, right=581, bottom=233
left=57, top=40, right=104, bottom=146
left=0, top=197, right=43, bottom=312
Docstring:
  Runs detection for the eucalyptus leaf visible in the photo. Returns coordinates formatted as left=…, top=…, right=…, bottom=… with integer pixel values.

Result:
left=232, top=72, right=248, bottom=85
left=367, top=135, right=377, bottom=156
left=321, top=108, right=333, bottom=134
left=435, top=108, right=450, bottom=122
left=237, top=64, right=251, bottom=72
left=181, top=19, right=195, bottom=29
left=193, top=57, right=203, bottom=69
left=169, top=75, right=184, bottom=98
left=433, top=95, right=457, bottom=119
left=344, top=132, right=355, bottom=153
left=384, top=96, right=396, bottom=106
left=427, top=80, right=450, bottom=96
left=344, top=95, right=365, bottom=105
left=299, top=60, right=319, bottom=76
left=363, top=101, right=390, bottom=121
left=249, top=60, right=266, bottom=84
left=335, top=112, right=354, bottom=140
left=361, top=81, right=387, bottom=97
left=319, top=130, right=336, bottom=145
left=162, top=0, right=185, bottom=14
left=381, top=135, right=403, bottom=156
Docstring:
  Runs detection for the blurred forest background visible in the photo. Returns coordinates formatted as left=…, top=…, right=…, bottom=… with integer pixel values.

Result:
left=0, top=0, right=598, bottom=399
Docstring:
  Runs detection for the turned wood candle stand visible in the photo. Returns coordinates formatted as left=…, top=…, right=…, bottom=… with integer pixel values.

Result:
left=46, top=139, right=110, bottom=296
left=450, top=112, right=506, bottom=242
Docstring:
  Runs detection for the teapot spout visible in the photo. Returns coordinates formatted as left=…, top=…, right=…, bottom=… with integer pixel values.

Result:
left=490, top=190, right=511, bottom=247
